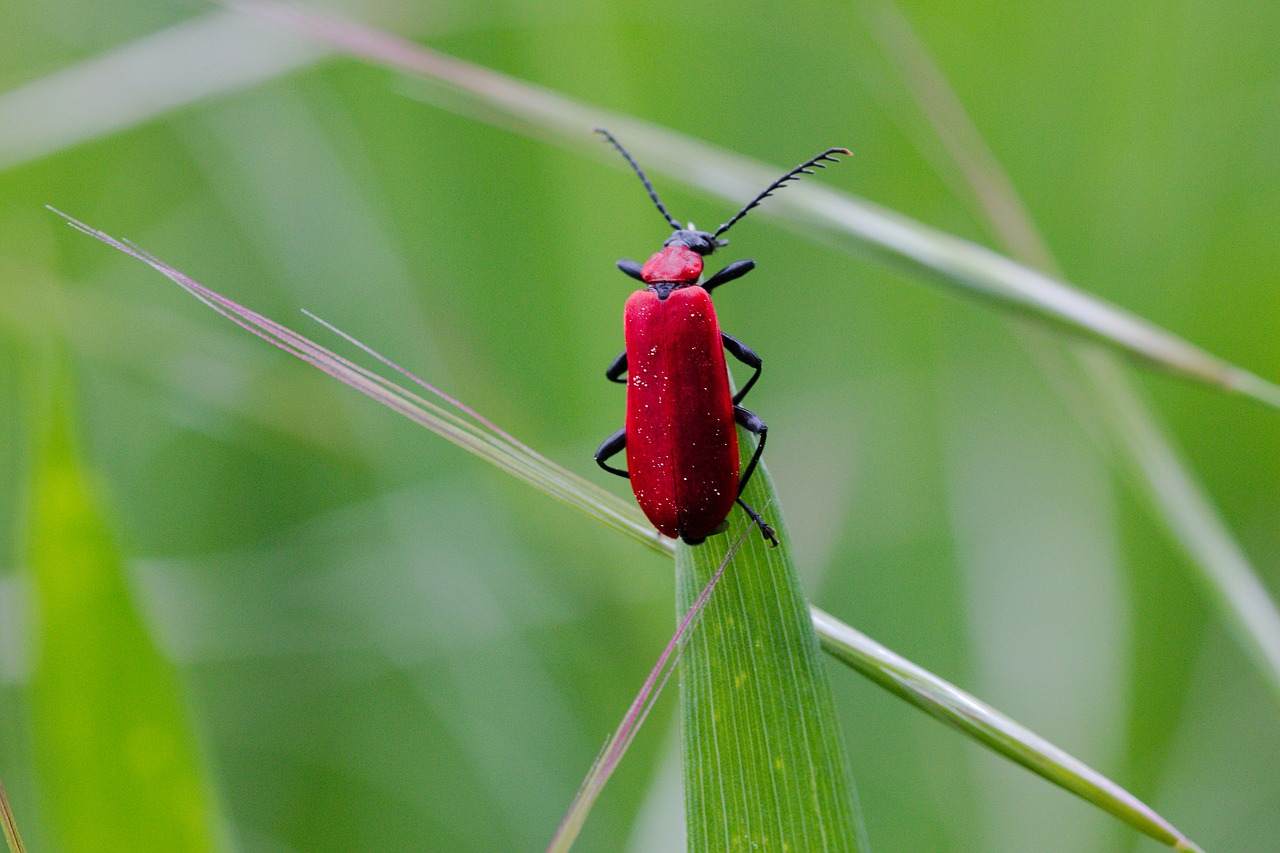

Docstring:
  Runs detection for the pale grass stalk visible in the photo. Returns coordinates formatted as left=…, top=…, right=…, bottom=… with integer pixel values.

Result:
left=0, top=779, right=26, bottom=853
left=865, top=0, right=1280, bottom=699
left=547, top=529, right=749, bottom=852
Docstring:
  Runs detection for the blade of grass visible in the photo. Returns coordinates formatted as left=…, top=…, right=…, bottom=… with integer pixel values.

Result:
left=865, top=0, right=1280, bottom=698
left=11, top=1, right=1272, bottom=410
left=813, top=608, right=1204, bottom=852
left=59, top=215, right=1194, bottom=850
left=48, top=207, right=669, bottom=558
left=0, top=10, right=328, bottom=171
left=15, top=5, right=1272, bottom=408
left=25, top=369, right=223, bottom=852
left=229, top=0, right=1280, bottom=692
left=230, top=0, right=1280, bottom=412
left=677, top=474, right=866, bottom=850
left=548, top=529, right=750, bottom=852
left=0, top=779, right=27, bottom=853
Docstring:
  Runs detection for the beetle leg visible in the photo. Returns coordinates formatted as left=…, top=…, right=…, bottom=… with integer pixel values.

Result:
left=736, top=498, right=778, bottom=547
left=703, top=259, right=755, bottom=293
left=617, top=259, right=645, bottom=281
left=733, top=406, right=777, bottom=546
left=722, top=333, right=762, bottom=404
left=595, top=428, right=629, bottom=479
left=605, top=350, right=628, bottom=384
left=734, top=405, right=768, bottom=495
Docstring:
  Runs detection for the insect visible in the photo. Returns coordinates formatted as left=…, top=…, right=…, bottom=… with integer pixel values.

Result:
left=593, top=129, right=850, bottom=546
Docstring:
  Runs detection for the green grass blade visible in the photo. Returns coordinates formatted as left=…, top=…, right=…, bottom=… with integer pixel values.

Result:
left=25, top=375, right=223, bottom=852
left=677, top=463, right=866, bottom=851
left=0, top=9, right=328, bottom=171
left=548, top=532, right=749, bottom=852
left=865, top=0, right=1280, bottom=699
left=1080, top=353, right=1280, bottom=690
left=230, top=0, right=1280, bottom=412
left=49, top=209, right=670, bottom=559
left=812, top=608, right=1204, bottom=852
left=0, top=779, right=27, bottom=853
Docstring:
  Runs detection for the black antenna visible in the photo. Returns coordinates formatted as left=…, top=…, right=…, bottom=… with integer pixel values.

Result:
left=713, top=147, right=852, bottom=238
left=595, top=128, right=682, bottom=231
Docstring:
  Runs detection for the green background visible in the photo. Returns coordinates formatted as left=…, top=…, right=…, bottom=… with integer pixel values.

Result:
left=1, top=1, right=1278, bottom=850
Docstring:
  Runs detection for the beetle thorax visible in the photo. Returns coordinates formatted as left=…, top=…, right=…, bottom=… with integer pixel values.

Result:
left=641, top=245, right=704, bottom=293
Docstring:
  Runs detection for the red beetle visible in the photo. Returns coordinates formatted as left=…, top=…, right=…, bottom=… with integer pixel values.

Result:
left=594, top=130, right=850, bottom=546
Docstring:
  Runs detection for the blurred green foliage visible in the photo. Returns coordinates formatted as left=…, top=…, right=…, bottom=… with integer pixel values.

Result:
left=27, top=376, right=220, bottom=851
left=1, top=1, right=1277, bottom=850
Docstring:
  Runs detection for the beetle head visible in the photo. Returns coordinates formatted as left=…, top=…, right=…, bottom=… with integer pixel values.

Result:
left=595, top=127, right=851, bottom=260
left=663, top=228, right=727, bottom=256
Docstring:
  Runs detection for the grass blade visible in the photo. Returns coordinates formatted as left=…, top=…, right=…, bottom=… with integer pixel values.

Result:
left=547, top=530, right=749, bottom=852
left=231, top=0, right=1280, bottom=412
left=813, top=608, right=1204, bottom=852
left=25, top=373, right=223, bottom=851
left=48, top=208, right=669, bottom=558
left=865, top=0, right=1280, bottom=698
left=0, top=779, right=27, bottom=853
left=0, top=10, right=327, bottom=171
left=677, top=471, right=866, bottom=850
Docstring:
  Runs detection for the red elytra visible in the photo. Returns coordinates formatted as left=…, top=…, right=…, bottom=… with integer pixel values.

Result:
left=593, top=130, right=850, bottom=546
left=623, top=284, right=739, bottom=541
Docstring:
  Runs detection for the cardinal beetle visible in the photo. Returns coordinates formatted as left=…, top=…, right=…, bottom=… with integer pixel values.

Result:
left=593, top=129, right=850, bottom=546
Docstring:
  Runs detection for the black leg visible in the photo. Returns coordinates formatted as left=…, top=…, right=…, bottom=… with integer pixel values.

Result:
left=595, top=428, right=629, bottom=479
left=736, top=497, right=778, bottom=547
left=605, top=350, right=628, bottom=384
left=722, top=333, right=762, bottom=404
left=734, top=405, right=768, bottom=495
left=703, top=259, right=755, bottom=293
left=733, top=405, right=776, bottom=546
left=617, top=259, right=644, bottom=281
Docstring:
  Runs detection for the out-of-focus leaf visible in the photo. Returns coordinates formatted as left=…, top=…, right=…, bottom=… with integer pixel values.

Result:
left=0, top=10, right=327, bottom=172
left=230, top=0, right=1280, bottom=412
left=864, top=0, right=1280, bottom=699
left=26, top=375, right=223, bottom=852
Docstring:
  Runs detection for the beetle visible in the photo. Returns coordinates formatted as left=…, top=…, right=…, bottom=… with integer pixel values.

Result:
left=593, top=129, right=850, bottom=546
